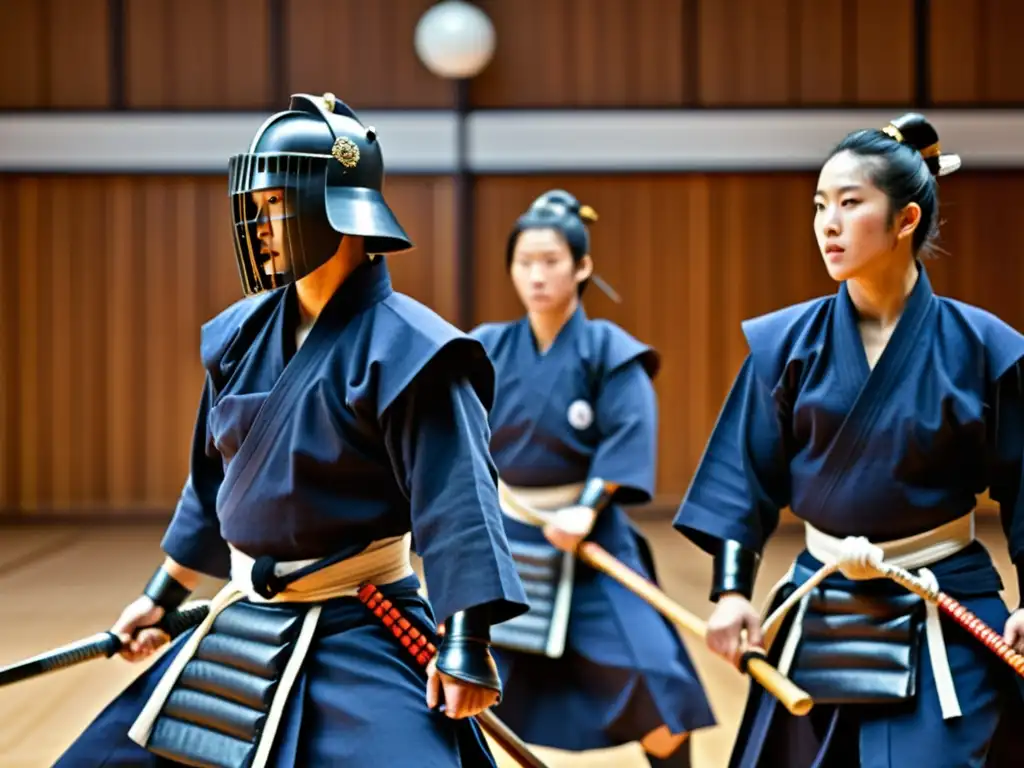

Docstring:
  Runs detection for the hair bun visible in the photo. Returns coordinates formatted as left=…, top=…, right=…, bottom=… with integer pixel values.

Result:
left=882, top=112, right=961, bottom=177
left=529, top=189, right=597, bottom=223
left=530, top=189, right=575, bottom=211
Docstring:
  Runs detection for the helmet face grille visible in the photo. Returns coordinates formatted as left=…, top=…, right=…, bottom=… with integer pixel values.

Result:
left=228, top=152, right=326, bottom=196
left=228, top=153, right=335, bottom=296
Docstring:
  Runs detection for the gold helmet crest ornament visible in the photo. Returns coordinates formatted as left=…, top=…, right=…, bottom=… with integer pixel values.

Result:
left=331, top=137, right=360, bottom=169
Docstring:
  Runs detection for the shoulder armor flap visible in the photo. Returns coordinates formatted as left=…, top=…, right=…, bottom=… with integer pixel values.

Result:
left=375, top=296, right=496, bottom=417
left=947, top=301, right=1024, bottom=382
left=199, top=291, right=280, bottom=374
left=740, top=297, right=829, bottom=387
left=586, top=319, right=660, bottom=380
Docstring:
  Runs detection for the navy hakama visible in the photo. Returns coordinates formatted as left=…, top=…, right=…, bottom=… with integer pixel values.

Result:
left=675, top=263, right=1024, bottom=767
left=471, top=307, right=716, bottom=752
left=55, top=259, right=528, bottom=767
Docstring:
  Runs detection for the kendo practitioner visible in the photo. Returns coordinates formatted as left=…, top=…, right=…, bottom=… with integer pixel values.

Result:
left=52, top=93, right=530, bottom=768
left=674, top=112, right=1024, bottom=767
left=470, top=191, right=716, bottom=767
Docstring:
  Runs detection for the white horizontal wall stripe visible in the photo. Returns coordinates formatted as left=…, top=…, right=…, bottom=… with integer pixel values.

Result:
left=468, top=110, right=1024, bottom=172
left=0, top=112, right=458, bottom=174
left=0, top=110, right=1022, bottom=174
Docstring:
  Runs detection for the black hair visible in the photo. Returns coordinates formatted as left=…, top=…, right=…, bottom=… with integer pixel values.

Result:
left=827, top=112, right=961, bottom=258
left=505, top=189, right=598, bottom=295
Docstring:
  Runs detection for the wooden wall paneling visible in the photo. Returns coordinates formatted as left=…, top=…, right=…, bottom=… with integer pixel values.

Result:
left=976, top=0, right=1024, bottom=103
left=794, top=0, right=845, bottom=104
left=631, top=0, right=691, bottom=106
left=285, top=0, right=452, bottom=110
left=1, top=0, right=1021, bottom=112
left=472, top=178, right=531, bottom=323
left=17, top=180, right=43, bottom=511
left=201, top=182, right=248, bottom=325
left=852, top=0, right=915, bottom=105
left=650, top=178, right=726, bottom=486
left=923, top=174, right=1024, bottom=329
left=104, top=179, right=143, bottom=509
left=697, top=0, right=914, bottom=106
left=928, top=0, right=982, bottom=104
left=981, top=175, right=1024, bottom=323
left=930, top=0, right=1024, bottom=104
left=0, top=174, right=455, bottom=515
left=48, top=180, right=73, bottom=509
left=696, top=0, right=796, bottom=106
left=142, top=180, right=172, bottom=505
left=3, top=0, right=1024, bottom=113
left=126, top=0, right=270, bottom=109
left=470, top=0, right=688, bottom=108
left=142, top=182, right=178, bottom=503
left=376, top=178, right=459, bottom=325
left=5, top=173, right=1024, bottom=515
left=0, top=182, right=21, bottom=509
left=37, top=183, right=58, bottom=509
left=0, top=0, right=44, bottom=108
left=674, top=180, right=714, bottom=479
left=69, top=184, right=108, bottom=507
left=47, top=0, right=112, bottom=108
left=0, top=0, right=110, bottom=109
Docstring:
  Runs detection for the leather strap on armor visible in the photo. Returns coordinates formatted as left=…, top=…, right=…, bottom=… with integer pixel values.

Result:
left=436, top=608, right=502, bottom=697
left=779, top=514, right=977, bottom=720
left=143, top=567, right=192, bottom=612
left=710, top=539, right=760, bottom=602
left=128, top=534, right=414, bottom=768
left=493, top=481, right=583, bottom=658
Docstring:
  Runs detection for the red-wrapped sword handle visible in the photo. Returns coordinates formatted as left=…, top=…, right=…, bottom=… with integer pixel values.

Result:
left=357, top=584, right=550, bottom=768
left=874, top=562, right=1024, bottom=678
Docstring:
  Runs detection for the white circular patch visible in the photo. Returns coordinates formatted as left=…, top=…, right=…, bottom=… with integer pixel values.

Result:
left=567, top=399, right=594, bottom=431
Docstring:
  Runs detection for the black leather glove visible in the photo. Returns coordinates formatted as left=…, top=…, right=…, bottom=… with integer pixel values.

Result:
left=1015, top=558, right=1024, bottom=611
left=710, top=539, right=760, bottom=603
left=142, top=566, right=192, bottom=612
left=435, top=607, right=502, bottom=699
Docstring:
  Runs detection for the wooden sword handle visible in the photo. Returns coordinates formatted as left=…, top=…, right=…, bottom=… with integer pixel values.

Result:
left=577, top=541, right=814, bottom=717
left=497, top=481, right=813, bottom=716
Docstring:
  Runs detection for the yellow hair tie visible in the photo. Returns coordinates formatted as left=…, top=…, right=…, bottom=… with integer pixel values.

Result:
left=881, top=123, right=904, bottom=144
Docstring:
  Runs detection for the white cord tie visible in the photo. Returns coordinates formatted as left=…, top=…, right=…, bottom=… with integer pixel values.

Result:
left=834, top=536, right=886, bottom=580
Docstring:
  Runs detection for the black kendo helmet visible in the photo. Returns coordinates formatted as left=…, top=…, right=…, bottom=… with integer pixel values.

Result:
left=227, top=92, right=413, bottom=296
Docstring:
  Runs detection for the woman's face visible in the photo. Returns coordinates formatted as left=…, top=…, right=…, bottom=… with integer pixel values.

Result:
left=510, top=228, right=591, bottom=313
left=251, top=187, right=291, bottom=276
left=813, top=150, right=920, bottom=282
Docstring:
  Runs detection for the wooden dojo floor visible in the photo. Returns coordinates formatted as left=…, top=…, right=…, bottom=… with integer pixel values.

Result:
left=0, top=516, right=1017, bottom=768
